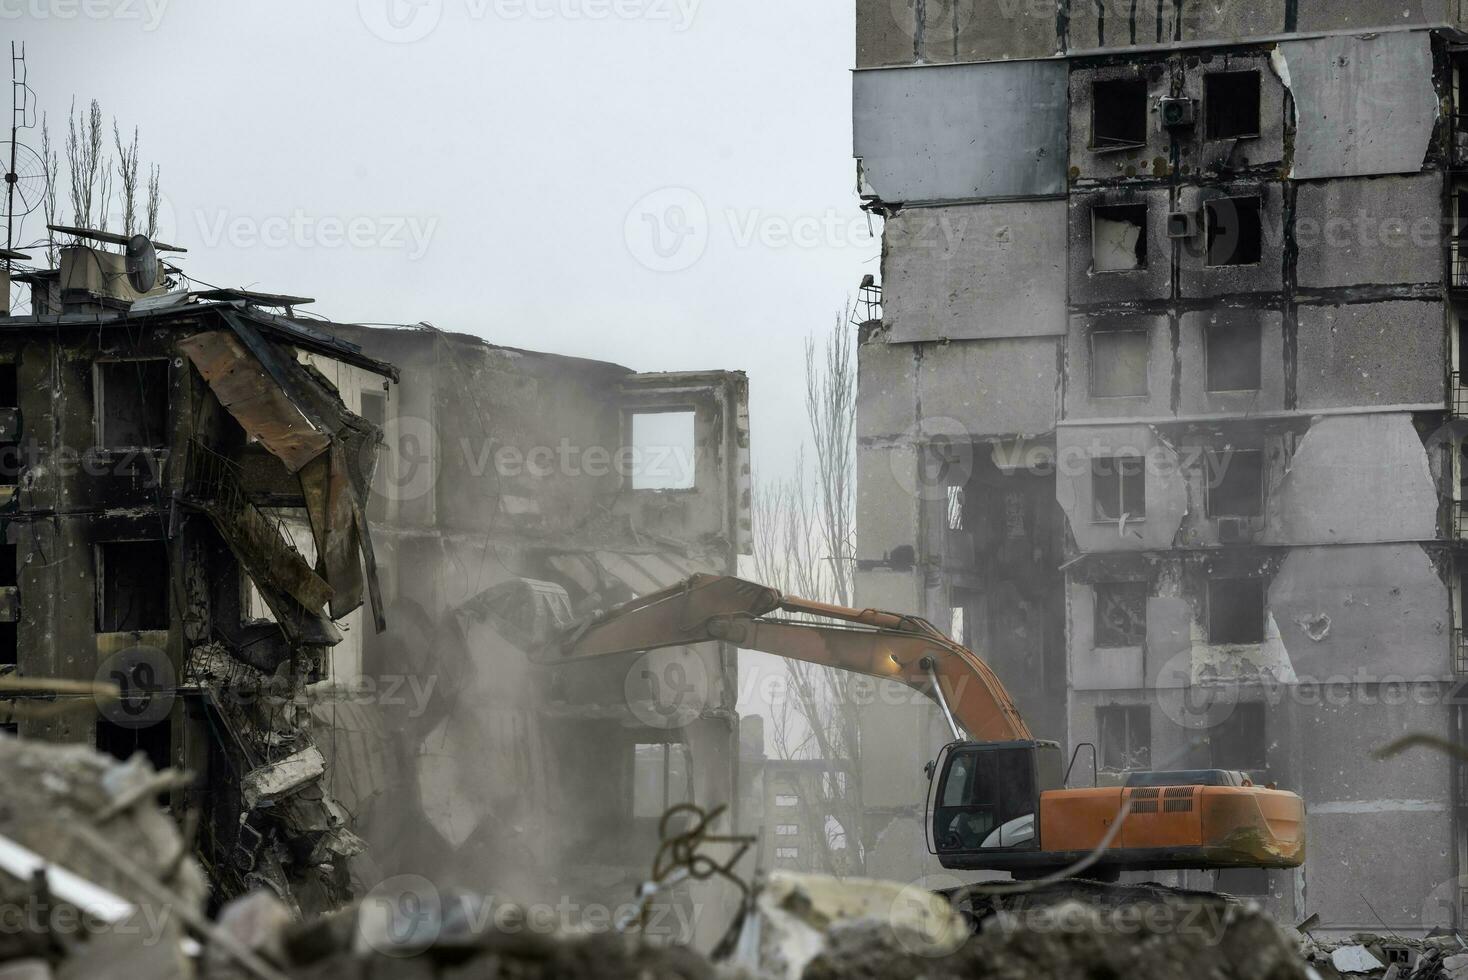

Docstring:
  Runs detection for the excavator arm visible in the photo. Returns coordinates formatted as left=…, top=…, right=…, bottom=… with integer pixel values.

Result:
left=532, top=573, right=1031, bottom=744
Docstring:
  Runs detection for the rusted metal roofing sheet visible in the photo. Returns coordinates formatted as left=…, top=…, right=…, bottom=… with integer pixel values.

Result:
left=179, top=330, right=331, bottom=473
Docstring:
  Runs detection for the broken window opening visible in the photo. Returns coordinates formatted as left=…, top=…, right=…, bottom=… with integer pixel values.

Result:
left=1094, top=582, right=1147, bottom=648
left=0, top=362, right=16, bottom=407
left=949, top=606, right=966, bottom=645
left=1209, top=701, right=1267, bottom=772
left=775, top=824, right=798, bottom=836
left=947, top=484, right=964, bottom=531
left=629, top=410, right=696, bottom=491
left=95, top=360, right=169, bottom=451
left=774, top=793, right=798, bottom=807
left=1090, top=328, right=1150, bottom=398
left=1098, top=704, right=1151, bottom=771
left=822, top=770, right=848, bottom=797
left=96, top=715, right=172, bottom=777
left=96, top=540, right=169, bottom=633
left=774, top=846, right=800, bottom=860
left=1091, top=455, right=1146, bottom=523
left=1092, top=204, right=1148, bottom=273
left=1091, top=77, right=1149, bottom=150
left=631, top=741, right=691, bottom=819
left=1207, top=578, right=1265, bottom=645
left=1204, top=72, right=1262, bottom=140
left=1204, top=320, right=1263, bottom=392
left=1205, top=448, right=1264, bottom=519
left=1205, top=197, right=1263, bottom=267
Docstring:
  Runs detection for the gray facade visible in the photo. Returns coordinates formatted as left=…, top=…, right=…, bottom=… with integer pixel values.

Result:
left=852, top=1, right=1468, bottom=932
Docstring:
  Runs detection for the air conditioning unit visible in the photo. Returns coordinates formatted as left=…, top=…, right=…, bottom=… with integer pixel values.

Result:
left=1159, top=97, right=1197, bottom=129
left=1167, top=211, right=1200, bottom=239
left=1217, top=517, right=1252, bottom=544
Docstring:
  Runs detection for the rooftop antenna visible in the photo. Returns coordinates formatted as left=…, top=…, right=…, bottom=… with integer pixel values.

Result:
left=1, top=44, right=43, bottom=272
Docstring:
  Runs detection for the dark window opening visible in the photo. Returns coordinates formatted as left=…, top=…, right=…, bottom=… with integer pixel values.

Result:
left=1092, top=455, right=1146, bottom=522
left=96, top=360, right=169, bottom=450
left=0, top=363, right=17, bottom=407
left=1098, top=705, right=1151, bottom=771
left=1206, top=449, right=1264, bottom=518
left=1205, top=321, right=1263, bottom=392
left=96, top=716, right=172, bottom=777
left=1209, top=701, right=1267, bottom=772
left=1092, top=204, right=1148, bottom=272
left=0, top=542, right=15, bottom=668
left=1091, top=78, right=1148, bottom=149
left=1205, top=197, right=1263, bottom=267
left=1215, top=868, right=1271, bottom=896
left=1095, top=582, right=1147, bottom=648
left=1208, top=578, right=1265, bottom=645
left=1090, top=329, right=1150, bottom=398
left=1205, top=72, right=1262, bottom=140
left=97, top=541, right=169, bottom=632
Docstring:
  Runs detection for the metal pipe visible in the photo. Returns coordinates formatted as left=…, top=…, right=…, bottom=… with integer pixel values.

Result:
left=922, top=656, right=962, bottom=741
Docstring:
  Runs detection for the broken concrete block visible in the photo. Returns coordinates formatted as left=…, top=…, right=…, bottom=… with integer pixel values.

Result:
left=1331, top=944, right=1385, bottom=974
left=1444, top=952, right=1468, bottom=980
left=240, top=745, right=325, bottom=807
left=205, top=890, right=293, bottom=980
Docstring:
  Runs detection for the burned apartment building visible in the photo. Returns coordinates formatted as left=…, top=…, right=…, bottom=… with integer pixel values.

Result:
left=295, top=322, right=752, bottom=944
left=852, top=2, right=1468, bottom=933
left=0, top=231, right=752, bottom=939
left=0, top=230, right=395, bottom=914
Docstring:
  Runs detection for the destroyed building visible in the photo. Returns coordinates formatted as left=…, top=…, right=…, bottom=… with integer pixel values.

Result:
left=852, top=1, right=1468, bottom=933
left=0, top=230, right=395, bottom=913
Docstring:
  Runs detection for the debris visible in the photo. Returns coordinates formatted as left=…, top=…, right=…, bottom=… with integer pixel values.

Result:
left=1332, top=945, right=1386, bottom=974
left=240, top=747, right=327, bottom=808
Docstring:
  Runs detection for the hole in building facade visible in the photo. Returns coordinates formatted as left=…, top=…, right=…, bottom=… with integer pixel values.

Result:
left=96, top=540, right=169, bottom=632
left=1204, top=71, right=1262, bottom=140
left=1094, top=581, right=1147, bottom=647
left=629, top=410, right=696, bottom=490
left=1092, top=455, right=1146, bottom=522
left=1098, top=704, right=1151, bottom=771
left=1092, top=204, right=1148, bottom=272
left=1090, top=327, right=1150, bottom=398
left=1206, top=448, right=1264, bottom=518
left=1208, top=578, right=1265, bottom=645
left=1205, top=319, right=1263, bottom=392
left=95, top=360, right=169, bottom=450
left=1205, top=196, right=1263, bottom=267
left=1091, top=77, right=1149, bottom=149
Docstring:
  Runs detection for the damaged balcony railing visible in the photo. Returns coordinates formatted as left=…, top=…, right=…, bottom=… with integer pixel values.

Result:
left=1452, top=372, right=1468, bottom=416
left=1451, top=239, right=1468, bottom=289
left=1456, top=628, right=1468, bottom=675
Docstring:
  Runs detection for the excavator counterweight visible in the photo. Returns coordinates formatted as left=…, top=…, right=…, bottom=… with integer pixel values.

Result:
left=526, top=573, right=1305, bottom=878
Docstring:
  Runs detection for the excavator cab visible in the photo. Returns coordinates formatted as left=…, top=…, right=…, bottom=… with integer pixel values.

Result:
left=928, top=740, right=1063, bottom=859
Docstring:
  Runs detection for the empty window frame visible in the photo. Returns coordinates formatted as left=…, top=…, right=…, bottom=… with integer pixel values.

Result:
left=1204, top=72, right=1262, bottom=140
left=774, top=794, right=798, bottom=807
left=1209, top=701, right=1267, bottom=771
left=775, top=846, right=800, bottom=860
left=775, top=824, right=798, bottom=836
left=1204, top=320, right=1263, bottom=392
left=95, top=360, right=169, bottom=450
left=96, top=716, right=172, bottom=775
left=1094, top=582, right=1147, bottom=647
left=629, top=410, right=696, bottom=490
left=1092, top=204, right=1148, bottom=272
left=1205, top=449, right=1264, bottom=519
left=1091, top=327, right=1150, bottom=398
left=1208, top=578, right=1265, bottom=645
left=96, top=540, right=169, bottom=632
left=1098, top=705, right=1151, bottom=771
left=0, top=362, right=16, bottom=407
left=1091, top=77, right=1149, bottom=149
left=1091, top=455, right=1146, bottom=523
left=1205, top=197, right=1263, bottom=267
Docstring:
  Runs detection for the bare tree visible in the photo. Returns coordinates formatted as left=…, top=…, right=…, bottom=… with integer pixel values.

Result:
left=39, top=114, right=58, bottom=265
left=113, top=122, right=139, bottom=236
left=65, top=98, right=104, bottom=229
left=749, top=303, right=861, bottom=876
left=146, top=163, right=161, bottom=240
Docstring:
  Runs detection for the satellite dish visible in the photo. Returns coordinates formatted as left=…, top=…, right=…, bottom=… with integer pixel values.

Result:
left=124, top=234, right=158, bottom=293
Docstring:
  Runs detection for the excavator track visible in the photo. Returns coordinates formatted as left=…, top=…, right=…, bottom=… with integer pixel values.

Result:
left=941, top=878, right=1242, bottom=930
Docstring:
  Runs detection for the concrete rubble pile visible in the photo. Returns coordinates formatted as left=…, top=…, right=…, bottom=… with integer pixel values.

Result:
left=1298, top=934, right=1468, bottom=979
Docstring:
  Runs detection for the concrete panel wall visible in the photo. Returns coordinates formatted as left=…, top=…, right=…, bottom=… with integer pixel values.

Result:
left=1068, top=579, right=1146, bottom=690
left=915, top=337, right=1061, bottom=438
left=1294, top=0, right=1451, bottom=32
left=857, top=337, right=917, bottom=440
left=1180, top=51, right=1289, bottom=173
left=855, top=0, right=1060, bottom=69
left=857, top=442, right=922, bottom=561
left=1056, top=424, right=1189, bottom=553
left=1268, top=544, right=1450, bottom=680
left=854, top=61, right=1069, bottom=205
left=1068, top=188, right=1173, bottom=305
left=1063, top=314, right=1172, bottom=420
left=1279, top=32, right=1439, bottom=180
left=1295, top=301, right=1445, bottom=410
left=1264, top=414, right=1440, bottom=545
left=1177, top=310, right=1287, bottom=416
left=1177, top=182, right=1287, bottom=298
left=1295, top=174, right=1445, bottom=289
left=1067, top=62, right=1173, bottom=184
left=882, top=202, right=1069, bottom=343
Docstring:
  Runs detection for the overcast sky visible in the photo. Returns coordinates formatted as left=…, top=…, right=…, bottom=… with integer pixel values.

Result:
left=15, top=0, right=877, bottom=476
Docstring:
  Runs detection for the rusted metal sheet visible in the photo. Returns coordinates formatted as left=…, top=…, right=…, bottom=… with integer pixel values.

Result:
left=233, top=502, right=334, bottom=614
left=178, top=330, right=330, bottom=473
left=300, top=444, right=365, bottom=620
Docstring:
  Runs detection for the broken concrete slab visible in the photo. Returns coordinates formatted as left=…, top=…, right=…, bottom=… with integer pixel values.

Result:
left=241, top=746, right=327, bottom=808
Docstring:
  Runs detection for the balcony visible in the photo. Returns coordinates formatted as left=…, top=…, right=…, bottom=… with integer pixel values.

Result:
left=1452, top=238, right=1468, bottom=290
left=1456, top=628, right=1468, bottom=675
left=1453, top=373, right=1468, bottom=417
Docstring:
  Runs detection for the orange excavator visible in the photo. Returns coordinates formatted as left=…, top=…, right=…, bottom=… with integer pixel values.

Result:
left=526, top=573, right=1305, bottom=880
